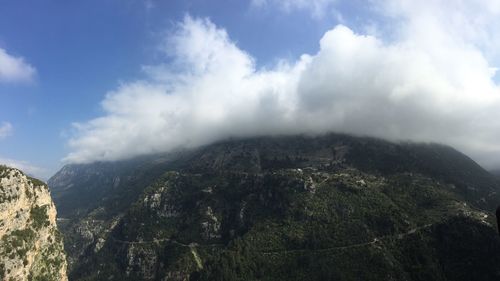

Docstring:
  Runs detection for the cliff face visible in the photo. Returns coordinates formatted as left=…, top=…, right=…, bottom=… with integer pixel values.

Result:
left=0, top=166, right=67, bottom=281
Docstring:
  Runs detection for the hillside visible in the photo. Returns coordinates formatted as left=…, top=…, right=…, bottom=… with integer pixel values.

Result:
left=0, top=166, right=68, bottom=281
left=48, top=134, right=500, bottom=280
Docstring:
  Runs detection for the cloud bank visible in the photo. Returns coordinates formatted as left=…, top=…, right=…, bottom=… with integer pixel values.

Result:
left=66, top=1, right=500, bottom=168
left=0, top=47, right=36, bottom=83
left=0, top=122, right=12, bottom=139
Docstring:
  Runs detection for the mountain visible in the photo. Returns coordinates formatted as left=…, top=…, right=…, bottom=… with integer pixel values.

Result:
left=0, top=165, right=68, bottom=281
left=48, top=134, right=500, bottom=280
left=490, top=170, right=500, bottom=178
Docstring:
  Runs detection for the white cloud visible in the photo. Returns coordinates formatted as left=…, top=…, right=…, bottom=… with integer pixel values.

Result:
left=66, top=3, right=500, bottom=168
left=0, top=47, right=36, bottom=83
left=0, top=157, right=49, bottom=181
left=251, top=0, right=338, bottom=18
left=0, top=122, right=12, bottom=139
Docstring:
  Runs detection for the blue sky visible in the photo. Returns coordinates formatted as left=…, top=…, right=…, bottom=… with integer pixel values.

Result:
left=2, top=0, right=500, bottom=179
left=0, top=0, right=343, bottom=177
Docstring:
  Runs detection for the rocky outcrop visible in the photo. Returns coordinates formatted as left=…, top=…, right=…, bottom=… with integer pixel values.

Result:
left=0, top=166, right=67, bottom=281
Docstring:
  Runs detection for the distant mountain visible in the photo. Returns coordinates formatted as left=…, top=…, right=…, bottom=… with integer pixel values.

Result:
left=49, top=134, right=500, bottom=280
left=0, top=166, right=67, bottom=281
left=490, top=170, right=500, bottom=178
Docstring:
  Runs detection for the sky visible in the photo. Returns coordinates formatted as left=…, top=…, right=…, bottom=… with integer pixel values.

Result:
left=2, top=0, right=500, bottom=179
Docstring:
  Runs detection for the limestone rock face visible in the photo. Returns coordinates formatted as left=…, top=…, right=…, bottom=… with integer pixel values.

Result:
left=0, top=166, right=68, bottom=281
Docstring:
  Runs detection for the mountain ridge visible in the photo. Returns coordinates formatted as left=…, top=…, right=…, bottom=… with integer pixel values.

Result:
left=48, top=134, right=500, bottom=280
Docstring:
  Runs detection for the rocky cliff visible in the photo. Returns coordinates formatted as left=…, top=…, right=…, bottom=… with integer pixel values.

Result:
left=0, top=166, right=67, bottom=281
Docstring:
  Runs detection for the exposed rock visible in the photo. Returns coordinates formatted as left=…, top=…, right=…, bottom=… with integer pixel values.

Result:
left=94, top=237, right=106, bottom=253
left=62, top=213, right=121, bottom=270
left=0, top=166, right=67, bottom=281
left=163, top=271, right=189, bottom=281
left=125, top=245, right=157, bottom=279
left=356, top=179, right=367, bottom=187
left=143, top=184, right=179, bottom=218
left=201, top=206, right=221, bottom=240
left=304, top=176, right=316, bottom=194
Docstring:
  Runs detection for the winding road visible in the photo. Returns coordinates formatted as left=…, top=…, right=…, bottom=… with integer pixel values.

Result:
left=108, top=223, right=434, bottom=254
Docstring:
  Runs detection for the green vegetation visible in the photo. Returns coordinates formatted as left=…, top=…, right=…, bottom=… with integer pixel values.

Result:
left=0, top=166, right=46, bottom=203
left=0, top=165, right=9, bottom=177
left=1, top=228, right=36, bottom=258
left=0, top=193, right=19, bottom=204
left=30, top=205, right=50, bottom=230
left=52, top=134, right=500, bottom=280
left=28, top=232, right=67, bottom=281
left=0, top=166, right=67, bottom=281
left=28, top=176, right=47, bottom=189
left=69, top=166, right=500, bottom=280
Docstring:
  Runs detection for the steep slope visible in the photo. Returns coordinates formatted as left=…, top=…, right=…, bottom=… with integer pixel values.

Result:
left=49, top=134, right=500, bottom=280
left=0, top=166, right=67, bottom=281
left=48, top=152, right=194, bottom=268
left=48, top=154, right=185, bottom=218
left=490, top=170, right=500, bottom=179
